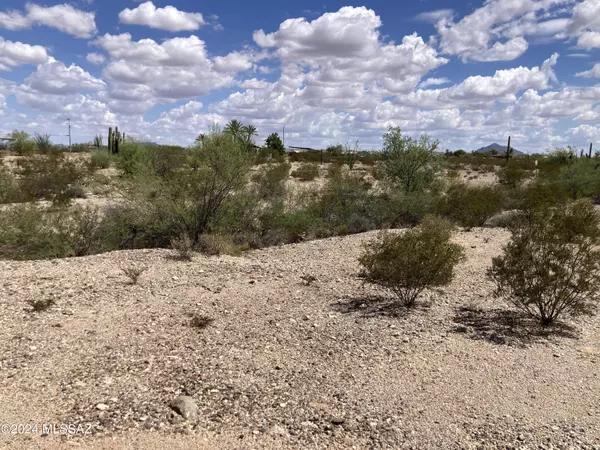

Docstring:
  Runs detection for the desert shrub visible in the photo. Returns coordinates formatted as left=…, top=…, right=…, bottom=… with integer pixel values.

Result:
left=9, top=130, right=36, bottom=155
left=190, top=314, right=214, bottom=329
left=117, top=141, right=153, bottom=176
left=0, top=167, right=21, bottom=203
left=549, top=159, right=600, bottom=202
left=488, top=200, right=600, bottom=325
left=512, top=179, right=569, bottom=212
left=15, top=152, right=89, bottom=205
left=291, top=163, right=319, bottom=181
left=381, top=126, right=442, bottom=193
left=28, top=298, right=55, bottom=312
left=151, top=146, right=188, bottom=178
left=359, top=216, right=465, bottom=307
left=90, top=150, right=111, bottom=170
left=498, top=164, right=528, bottom=189
left=326, top=144, right=343, bottom=156
left=34, top=133, right=52, bottom=152
left=198, top=234, right=245, bottom=256
left=0, top=204, right=101, bottom=260
left=122, top=265, right=147, bottom=285
left=171, top=234, right=194, bottom=261
left=437, top=183, right=506, bottom=229
left=253, top=162, right=291, bottom=199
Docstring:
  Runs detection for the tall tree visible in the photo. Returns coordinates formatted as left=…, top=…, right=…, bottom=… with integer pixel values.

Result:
left=265, top=133, right=285, bottom=155
left=224, top=119, right=243, bottom=142
left=242, top=125, right=258, bottom=144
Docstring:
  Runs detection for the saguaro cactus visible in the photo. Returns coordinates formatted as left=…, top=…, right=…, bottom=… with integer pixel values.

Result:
left=108, top=127, right=113, bottom=153
left=114, top=126, right=120, bottom=154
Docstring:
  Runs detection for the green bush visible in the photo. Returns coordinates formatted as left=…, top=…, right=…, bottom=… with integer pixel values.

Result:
left=0, top=204, right=100, bottom=260
left=291, top=163, right=319, bottom=181
left=0, top=167, right=21, bottom=204
left=151, top=146, right=188, bottom=178
left=550, top=159, right=600, bottom=202
left=359, top=216, right=465, bottom=307
left=15, top=152, right=89, bottom=205
left=9, top=130, right=36, bottom=155
left=437, top=183, right=506, bottom=228
left=498, top=164, right=528, bottom=189
left=264, top=133, right=285, bottom=156
left=253, top=162, right=290, bottom=199
left=90, top=150, right=111, bottom=170
left=34, top=133, right=52, bottom=152
left=489, top=200, right=600, bottom=325
left=382, top=126, right=442, bottom=193
left=117, top=142, right=153, bottom=176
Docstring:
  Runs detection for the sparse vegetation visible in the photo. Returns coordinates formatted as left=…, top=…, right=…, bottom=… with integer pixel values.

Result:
left=437, top=183, right=506, bottom=229
left=27, top=297, right=56, bottom=312
left=489, top=200, right=600, bottom=326
left=190, top=314, right=214, bottom=329
left=122, top=265, right=147, bottom=285
left=291, top=162, right=319, bottom=181
left=359, top=216, right=465, bottom=307
left=170, top=234, right=194, bottom=261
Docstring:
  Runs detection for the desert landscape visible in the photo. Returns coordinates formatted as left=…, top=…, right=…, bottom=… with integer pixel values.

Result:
left=1, top=228, right=599, bottom=450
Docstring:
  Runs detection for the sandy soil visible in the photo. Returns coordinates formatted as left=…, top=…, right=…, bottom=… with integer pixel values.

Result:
left=1, top=229, right=599, bottom=449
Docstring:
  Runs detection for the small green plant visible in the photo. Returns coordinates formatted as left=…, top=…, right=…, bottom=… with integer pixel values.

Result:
left=359, top=216, right=465, bottom=307
left=0, top=166, right=20, bottom=204
left=198, top=234, right=244, bottom=256
left=326, top=144, right=343, bottom=156
left=488, top=200, right=600, bottom=326
left=291, top=163, right=319, bottom=181
left=122, top=265, right=147, bottom=285
left=190, top=314, right=214, bottom=329
left=171, top=234, right=194, bottom=261
left=28, top=298, right=56, bottom=312
left=93, top=134, right=103, bottom=149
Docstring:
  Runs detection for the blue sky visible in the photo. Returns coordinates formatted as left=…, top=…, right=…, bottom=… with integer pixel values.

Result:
left=0, top=0, right=599, bottom=152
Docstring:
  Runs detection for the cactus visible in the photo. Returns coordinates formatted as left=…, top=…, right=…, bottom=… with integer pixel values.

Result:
left=114, top=126, right=119, bottom=154
left=108, top=127, right=113, bottom=153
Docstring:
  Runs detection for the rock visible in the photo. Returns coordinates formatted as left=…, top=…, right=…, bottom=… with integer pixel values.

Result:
left=269, top=425, right=288, bottom=436
left=169, top=396, right=199, bottom=421
left=96, top=403, right=109, bottom=411
left=517, top=434, right=525, bottom=441
left=331, top=417, right=345, bottom=425
left=74, top=380, right=86, bottom=388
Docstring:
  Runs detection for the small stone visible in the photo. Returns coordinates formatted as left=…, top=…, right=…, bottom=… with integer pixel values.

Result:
left=172, top=276, right=179, bottom=281
left=96, top=403, right=109, bottom=411
left=169, top=396, right=198, bottom=421
left=269, top=425, right=288, bottom=436
left=73, top=381, right=86, bottom=388
left=331, top=417, right=345, bottom=425
left=517, top=434, right=525, bottom=441
left=553, top=353, right=560, bottom=358
left=403, top=337, right=410, bottom=343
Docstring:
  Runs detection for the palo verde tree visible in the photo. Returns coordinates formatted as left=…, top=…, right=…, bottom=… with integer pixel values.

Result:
left=382, top=126, right=442, bottom=193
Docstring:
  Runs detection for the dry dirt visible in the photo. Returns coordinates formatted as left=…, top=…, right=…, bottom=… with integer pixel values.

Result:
left=1, top=229, right=599, bottom=450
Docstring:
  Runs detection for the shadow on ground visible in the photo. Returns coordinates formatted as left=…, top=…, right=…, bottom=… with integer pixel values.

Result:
left=331, top=294, right=430, bottom=318
left=452, top=306, right=579, bottom=347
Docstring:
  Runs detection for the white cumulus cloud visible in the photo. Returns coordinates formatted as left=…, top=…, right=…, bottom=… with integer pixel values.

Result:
left=119, top=1, right=205, bottom=32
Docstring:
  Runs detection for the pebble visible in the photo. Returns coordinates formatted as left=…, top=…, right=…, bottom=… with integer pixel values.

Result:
left=96, top=403, right=109, bottom=411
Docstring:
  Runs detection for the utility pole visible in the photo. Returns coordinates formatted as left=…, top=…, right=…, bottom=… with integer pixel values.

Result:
left=67, top=118, right=72, bottom=151
left=590, top=142, right=593, bottom=158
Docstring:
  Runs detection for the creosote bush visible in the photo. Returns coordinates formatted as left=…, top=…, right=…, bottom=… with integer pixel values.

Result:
left=28, top=298, right=55, bottom=312
left=122, top=265, right=147, bottom=285
left=291, top=163, right=319, bottom=181
left=359, top=216, right=465, bottom=307
left=488, top=200, right=600, bottom=326
left=437, top=183, right=506, bottom=229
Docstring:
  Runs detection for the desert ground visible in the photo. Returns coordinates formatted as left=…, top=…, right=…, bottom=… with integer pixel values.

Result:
left=1, top=228, right=599, bottom=449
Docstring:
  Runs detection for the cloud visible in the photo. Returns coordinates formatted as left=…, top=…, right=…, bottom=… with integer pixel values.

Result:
left=419, top=77, right=451, bottom=88
left=26, top=3, right=97, bottom=38
left=23, top=57, right=105, bottom=95
left=0, top=10, right=31, bottom=30
left=434, top=0, right=571, bottom=62
left=0, top=37, right=48, bottom=71
left=86, top=53, right=107, bottom=65
left=0, top=3, right=97, bottom=38
left=119, top=1, right=205, bottom=32
left=414, top=9, right=453, bottom=23
left=576, top=63, right=600, bottom=78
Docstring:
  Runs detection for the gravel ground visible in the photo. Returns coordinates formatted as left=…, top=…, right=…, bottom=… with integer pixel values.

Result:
left=1, top=228, right=599, bottom=449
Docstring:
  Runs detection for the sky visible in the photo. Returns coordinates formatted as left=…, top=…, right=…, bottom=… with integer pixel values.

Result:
left=0, top=0, right=599, bottom=152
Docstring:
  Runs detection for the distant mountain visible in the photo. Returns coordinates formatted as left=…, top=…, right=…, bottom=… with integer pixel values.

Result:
left=474, top=143, right=524, bottom=155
